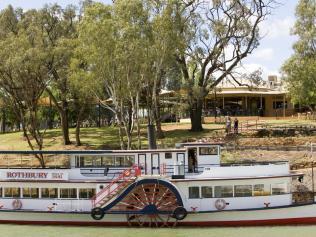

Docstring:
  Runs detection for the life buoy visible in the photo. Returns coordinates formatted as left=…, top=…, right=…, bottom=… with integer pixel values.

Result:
left=91, top=207, right=105, bottom=221
left=12, top=199, right=22, bottom=210
left=172, top=206, right=187, bottom=220
left=215, top=199, right=226, bottom=210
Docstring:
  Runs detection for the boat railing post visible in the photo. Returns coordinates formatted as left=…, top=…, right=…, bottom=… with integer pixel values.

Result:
left=312, top=161, right=314, bottom=199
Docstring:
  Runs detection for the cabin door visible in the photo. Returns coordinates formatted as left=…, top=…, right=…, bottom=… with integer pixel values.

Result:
left=151, top=153, right=160, bottom=175
left=188, top=148, right=198, bottom=173
left=138, top=154, right=148, bottom=175
left=176, top=153, right=185, bottom=175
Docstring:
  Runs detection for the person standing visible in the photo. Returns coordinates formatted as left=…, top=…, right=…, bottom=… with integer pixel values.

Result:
left=234, top=118, right=239, bottom=134
left=226, top=116, right=231, bottom=134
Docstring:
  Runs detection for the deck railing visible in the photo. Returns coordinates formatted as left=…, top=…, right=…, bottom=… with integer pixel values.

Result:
left=91, top=165, right=141, bottom=208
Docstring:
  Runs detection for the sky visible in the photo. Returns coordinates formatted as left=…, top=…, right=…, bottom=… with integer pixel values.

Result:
left=0, top=0, right=298, bottom=81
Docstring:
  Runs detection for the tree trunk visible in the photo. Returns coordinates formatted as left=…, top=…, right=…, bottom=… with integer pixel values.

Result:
left=147, top=124, right=157, bottom=149
left=155, top=118, right=164, bottom=139
left=154, top=96, right=164, bottom=139
left=118, top=125, right=125, bottom=149
left=136, top=94, right=141, bottom=149
left=47, top=99, right=53, bottom=129
left=60, top=108, right=71, bottom=145
left=46, top=89, right=71, bottom=145
left=75, top=109, right=84, bottom=146
left=1, top=109, right=5, bottom=133
left=189, top=98, right=203, bottom=132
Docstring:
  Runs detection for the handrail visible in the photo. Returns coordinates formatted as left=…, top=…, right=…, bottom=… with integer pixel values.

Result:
left=162, top=161, right=288, bottom=169
left=91, top=165, right=141, bottom=208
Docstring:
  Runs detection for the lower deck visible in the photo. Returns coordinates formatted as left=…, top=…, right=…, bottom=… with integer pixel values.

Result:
left=0, top=174, right=300, bottom=213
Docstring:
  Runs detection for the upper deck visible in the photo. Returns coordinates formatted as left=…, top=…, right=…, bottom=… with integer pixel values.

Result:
left=0, top=143, right=293, bottom=182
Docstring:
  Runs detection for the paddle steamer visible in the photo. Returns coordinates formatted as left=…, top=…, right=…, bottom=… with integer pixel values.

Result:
left=0, top=142, right=314, bottom=227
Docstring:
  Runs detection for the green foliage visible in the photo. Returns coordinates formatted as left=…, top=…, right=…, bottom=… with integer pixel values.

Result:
left=282, top=0, right=316, bottom=107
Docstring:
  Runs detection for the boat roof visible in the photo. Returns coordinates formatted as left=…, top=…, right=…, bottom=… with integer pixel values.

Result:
left=0, top=148, right=186, bottom=155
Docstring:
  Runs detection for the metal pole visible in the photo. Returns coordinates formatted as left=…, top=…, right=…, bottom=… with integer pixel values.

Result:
left=311, top=143, right=315, bottom=197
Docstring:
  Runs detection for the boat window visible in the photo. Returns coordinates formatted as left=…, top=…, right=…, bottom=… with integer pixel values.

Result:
left=214, top=186, right=233, bottom=198
left=201, top=186, right=213, bottom=198
left=102, top=156, right=114, bottom=166
left=81, top=156, right=94, bottom=167
left=165, top=153, right=172, bottom=159
left=4, top=187, right=20, bottom=198
left=22, top=188, right=39, bottom=198
left=188, top=187, right=200, bottom=199
left=94, top=157, right=102, bottom=167
left=79, top=188, right=96, bottom=199
left=234, top=185, right=252, bottom=197
left=60, top=188, right=77, bottom=199
left=253, top=184, right=271, bottom=196
left=79, top=155, right=135, bottom=167
left=75, top=156, right=80, bottom=168
left=272, top=183, right=288, bottom=195
left=124, top=156, right=134, bottom=166
left=41, top=188, right=58, bottom=198
left=115, top=156, right=124, bottom=166
left=199, top=146, right=218, bottom=155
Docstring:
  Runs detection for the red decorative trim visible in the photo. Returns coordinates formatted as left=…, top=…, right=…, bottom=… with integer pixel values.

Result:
left=2, top=217, right=316, bottom=227
left=178, top=217, right=316, bottom=227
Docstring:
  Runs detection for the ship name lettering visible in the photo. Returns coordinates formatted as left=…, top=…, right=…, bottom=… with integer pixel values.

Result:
left=6, top=172, right=48, bottom=179
left=52, top=173, right=63, bottom=179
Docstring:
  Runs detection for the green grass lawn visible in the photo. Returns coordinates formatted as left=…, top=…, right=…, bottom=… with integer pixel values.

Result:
left=0, top=118, right=315, bottom=151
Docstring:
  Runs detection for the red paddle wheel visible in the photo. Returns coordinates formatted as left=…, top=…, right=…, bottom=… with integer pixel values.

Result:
left=109, top=181, right=186, bottom=227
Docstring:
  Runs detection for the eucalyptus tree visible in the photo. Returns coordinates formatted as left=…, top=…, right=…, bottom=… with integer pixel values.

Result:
left=282, top=0, right=316, bottom=111
left=177, top=0, right=276, bottom=131
left=140, top=0, right=186, bottom=141
left=70, top=40, right=98, bottom=146
left=77, top=0, right=185, bottom=148
left=38, top=4, right=78, bottom=145
left=76, top=2, right=145, bottom=149
left=0, top=6, right=50, bottom=167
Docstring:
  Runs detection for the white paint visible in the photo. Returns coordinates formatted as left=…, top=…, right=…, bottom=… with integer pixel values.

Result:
left=194, top=163, right=290, bottom=178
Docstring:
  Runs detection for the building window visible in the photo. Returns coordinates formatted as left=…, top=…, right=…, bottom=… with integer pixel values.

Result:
left=22, top=188, right=39, bottom=198
left=201, top=186, right=213, bottom=198
left=253, top=184, right=270, bottom=196
left=188, top=187, right=200, bottom=199
left=4, top=187, right=20, bottom=198
left=234, top=185, right=252, bottom=197
left=165, top=153, right=172, bottom=159
left=199, top=146, right=218, bottom=155
left=60, top=188, right=77, bottom=199
left=214, top=186, right=233, bottom=198
left=79, top=188, right=96, bottom=199
left=272, top=183, right=288, bottom=195
left=41, top=188, right=58, bottom=198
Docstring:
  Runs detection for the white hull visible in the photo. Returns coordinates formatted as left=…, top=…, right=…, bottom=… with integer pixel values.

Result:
left=1, top=204, right=316, bottom=226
